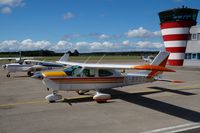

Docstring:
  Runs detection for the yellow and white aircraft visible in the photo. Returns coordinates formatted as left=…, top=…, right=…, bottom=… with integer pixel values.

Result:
left=33, top=51, right=180, bottom=103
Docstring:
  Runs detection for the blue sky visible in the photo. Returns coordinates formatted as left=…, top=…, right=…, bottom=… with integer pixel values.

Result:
left=0, top=0, right=199, bottom=53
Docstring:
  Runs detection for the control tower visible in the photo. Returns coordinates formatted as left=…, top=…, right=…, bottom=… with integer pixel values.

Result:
left=158, top=6, right=199, bottom=66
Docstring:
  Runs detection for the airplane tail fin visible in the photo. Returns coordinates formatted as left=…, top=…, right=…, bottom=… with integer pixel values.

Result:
left=150, top=51, right=169, bottom=66
left=58, top=53, right=69, bottom=62
left=146, top=51, right=170, bottom=78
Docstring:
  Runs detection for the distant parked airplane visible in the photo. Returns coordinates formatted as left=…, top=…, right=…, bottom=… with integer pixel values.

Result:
left=142, top=55, right=155, bottom=63
left=1, top=54, right=68, bottom=77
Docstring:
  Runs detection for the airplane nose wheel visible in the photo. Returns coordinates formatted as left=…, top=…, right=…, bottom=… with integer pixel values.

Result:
left=45, top=90, right=62, bottom=103
left=76, top=90, right=89, bottom=95
left=6, top=73, right=10, bottom=78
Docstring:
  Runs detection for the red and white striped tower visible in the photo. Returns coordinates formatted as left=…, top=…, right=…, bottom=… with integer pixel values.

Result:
left=158, top=6, right=199, bottom=66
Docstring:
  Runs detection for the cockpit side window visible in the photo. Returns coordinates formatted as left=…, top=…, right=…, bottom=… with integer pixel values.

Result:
left=99, top=69, right=113, bottom=77
left=64, top=66, right=82, bottom=76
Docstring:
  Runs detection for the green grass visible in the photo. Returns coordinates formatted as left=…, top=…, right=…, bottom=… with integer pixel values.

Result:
left=0, top=55, right=141, bottom=62
left=37, top=55, right=141, bottom=62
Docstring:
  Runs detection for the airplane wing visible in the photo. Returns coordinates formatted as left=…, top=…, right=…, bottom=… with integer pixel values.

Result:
left=24, top=59, right=45, bottom=63
left=57, top=61, right=174, bottom=72
left=57, top=60, right=135, bottom=69
left=0, top=57, right=34, bottom=60
left=57, top=52, right=175, bottom=72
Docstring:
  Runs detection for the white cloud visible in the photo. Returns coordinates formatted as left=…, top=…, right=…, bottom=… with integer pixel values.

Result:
left=0, top=39, right=164, bottom=53
left=127, top=27, right=161, bottom=38
left=122, top=40, right=129, bottom=45
left=0, top=0, right=25, bottom=14
left=0, top=0, right=24, bottom=7
left=136, top=41, right=163, bottom=49
left=63, top=12, right=74, bottom=20
left=0, top=39, right=51, bottom=52
left=49, top=41, right=73, bottom=52
left=1, top=6, right=11, bottom=14
left=98, top=34, right=110, bottom=39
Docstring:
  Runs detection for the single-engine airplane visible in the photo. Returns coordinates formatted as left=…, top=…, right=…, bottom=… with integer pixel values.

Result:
left=2, top=54, right=68, bottom=77
left=32, top=51, right=181, bottom=103
left=142, top=55, right=155, bottom=63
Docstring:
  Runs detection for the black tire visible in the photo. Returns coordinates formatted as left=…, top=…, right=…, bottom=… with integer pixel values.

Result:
left=27, top=71, right=33, bottom=76
left=97, top=101, right=107, bottom=103
left=49, top=100, right=55, bottom=103
left=77, top=92, right=84, bottom=95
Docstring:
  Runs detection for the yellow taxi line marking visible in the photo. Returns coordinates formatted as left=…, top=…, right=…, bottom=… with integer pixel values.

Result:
left=0, top=96, right=93, bottom=107
left=0, top=100, right=47, bottom=107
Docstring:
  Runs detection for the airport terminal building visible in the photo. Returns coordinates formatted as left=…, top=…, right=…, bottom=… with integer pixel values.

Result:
left=184, top=25, right=200, bottom=67
left=159, top=6, right=200, bottom=67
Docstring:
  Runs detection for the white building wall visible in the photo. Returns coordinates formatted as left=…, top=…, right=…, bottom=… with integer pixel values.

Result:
left=183, top=25, right=200, bottom=67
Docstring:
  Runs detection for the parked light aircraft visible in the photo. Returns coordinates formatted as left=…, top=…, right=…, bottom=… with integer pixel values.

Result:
left=32, top=51, right=181, bottom=103
left=2, top=54, right=68, bottom=77
left=142, top=55, right=155, bottom=63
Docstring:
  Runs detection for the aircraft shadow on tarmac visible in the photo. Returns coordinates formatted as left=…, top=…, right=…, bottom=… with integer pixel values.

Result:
left=13, top=75, right=30, bottom=78
left=62, top=87, right=200, bottom=122
left=148, top=86, right=196, bottom=96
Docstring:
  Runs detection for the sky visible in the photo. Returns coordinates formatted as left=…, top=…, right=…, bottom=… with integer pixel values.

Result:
left=0, top=0, right=200, bottom=53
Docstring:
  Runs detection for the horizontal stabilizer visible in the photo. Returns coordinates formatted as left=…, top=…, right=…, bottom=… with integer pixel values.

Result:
left=155, top=79, right=184, bottom=83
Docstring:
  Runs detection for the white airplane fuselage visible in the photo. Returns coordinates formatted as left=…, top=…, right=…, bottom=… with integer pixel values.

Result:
left=42, top=70, right=153, bottom=91
left=5, top=63, right=32, bottom=72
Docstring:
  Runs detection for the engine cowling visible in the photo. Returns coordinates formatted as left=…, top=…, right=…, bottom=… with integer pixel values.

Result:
left=93, top=92, right=111, bottom=103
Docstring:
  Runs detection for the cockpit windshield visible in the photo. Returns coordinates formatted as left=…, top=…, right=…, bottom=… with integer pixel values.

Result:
left=63, top=65, right=82, bottom=76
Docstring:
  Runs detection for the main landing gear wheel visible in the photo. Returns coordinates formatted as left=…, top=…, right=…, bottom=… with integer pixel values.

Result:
left=93, top=92, right=111, bottom=103
left=27, top=71, right=33, bottom=76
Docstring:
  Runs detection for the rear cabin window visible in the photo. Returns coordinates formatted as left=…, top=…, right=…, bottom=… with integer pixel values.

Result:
left=83, top=69, right=95, bottom=77
left=99, top=70, right=113, bottom=77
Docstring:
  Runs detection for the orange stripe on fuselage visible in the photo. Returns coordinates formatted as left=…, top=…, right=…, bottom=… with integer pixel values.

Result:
left=49, top=77, right=124, bottom=84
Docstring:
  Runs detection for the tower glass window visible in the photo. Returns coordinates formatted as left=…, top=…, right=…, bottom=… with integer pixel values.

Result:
left=159, top=7, right=199, bottom=23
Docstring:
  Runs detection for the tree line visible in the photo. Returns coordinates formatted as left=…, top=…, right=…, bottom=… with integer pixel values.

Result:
left=0, top=49, right=158, bottom=57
